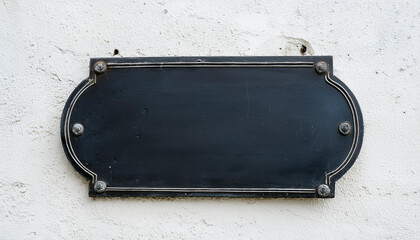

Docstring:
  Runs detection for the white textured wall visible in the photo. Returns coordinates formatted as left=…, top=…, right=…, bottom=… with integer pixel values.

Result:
left=1, top=0, right=419, bottom=239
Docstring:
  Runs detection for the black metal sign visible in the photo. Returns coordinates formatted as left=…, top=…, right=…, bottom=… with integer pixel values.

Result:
left=61, top=56, right=363, bottom=198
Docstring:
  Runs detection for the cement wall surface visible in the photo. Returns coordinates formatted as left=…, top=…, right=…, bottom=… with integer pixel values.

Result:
left=0, top=0, right=419, bottom=239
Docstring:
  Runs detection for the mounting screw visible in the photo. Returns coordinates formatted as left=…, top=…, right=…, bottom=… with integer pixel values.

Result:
left=317, top=184, right=331, bottom=197
left=72, top=123, right=84, bottom=136
left=94, top=181, right=107, bottom=193
left=338, top=121, right=352, bottom=135
left=315, top=61, right=328, bottom=74
left=93, top=61, right=107, bottom=74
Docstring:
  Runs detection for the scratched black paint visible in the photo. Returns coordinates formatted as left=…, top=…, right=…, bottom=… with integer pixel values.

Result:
left=61, top=57, right=363, bottom=198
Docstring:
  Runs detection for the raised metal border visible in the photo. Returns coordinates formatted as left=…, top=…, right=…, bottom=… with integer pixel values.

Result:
left=61, top=56, right=363, bottom=198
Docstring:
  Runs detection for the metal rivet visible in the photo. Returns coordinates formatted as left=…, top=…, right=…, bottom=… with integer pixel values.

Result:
left=72, top=123, right=84, bottom=136
left=315, top=61, right=328, bottom=74
left=94, top=181, right=107, bottom=193
left=93, top=61, right=107, bottom=74
left=317, top=184, right=331, bottom=197
left=338, top=121, right=352, bottom=135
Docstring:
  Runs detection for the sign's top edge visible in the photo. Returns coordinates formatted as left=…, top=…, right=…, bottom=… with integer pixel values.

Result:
left=88, top=56, right=334, bottom=77
left=90, top=56, right=333, bottom=62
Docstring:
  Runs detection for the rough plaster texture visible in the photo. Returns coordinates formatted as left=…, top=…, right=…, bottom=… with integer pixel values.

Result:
left=0, top=0, right=419, bottom=239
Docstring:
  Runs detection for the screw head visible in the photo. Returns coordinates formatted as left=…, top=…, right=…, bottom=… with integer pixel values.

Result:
left=93, top=61, right=107, bottom=74
left=315, top=61, right=328, bottom=74
left=317, top=184, right=331, bottom=197
left=94, top=181, right=107, bottom=193
left=338, top=121, right=352, bottom=135
left=72, top=123, right=84, bottom=136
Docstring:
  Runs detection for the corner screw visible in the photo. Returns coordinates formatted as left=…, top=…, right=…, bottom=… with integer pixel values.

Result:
left=338, top=121, right=352, bottom=135
left=93, top=61, right=107, bottom=74
left=72, top=123, right=84, bottom=136
left=94, top=181, right=107, bottom=193
left=317, top=184, right=331, bottom=197
left=315, top=61, right=328, bottom=74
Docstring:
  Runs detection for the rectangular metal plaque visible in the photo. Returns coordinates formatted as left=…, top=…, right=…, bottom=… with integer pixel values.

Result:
left=61, top=56, right=363, bottom=198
